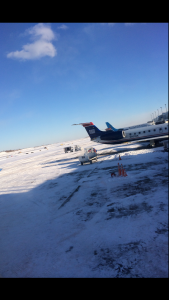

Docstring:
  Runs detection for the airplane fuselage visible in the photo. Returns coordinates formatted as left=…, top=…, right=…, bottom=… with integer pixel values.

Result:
left=91, top=122, right=168, bottom=145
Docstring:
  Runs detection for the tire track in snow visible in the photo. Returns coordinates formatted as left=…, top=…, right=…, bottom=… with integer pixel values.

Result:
left=58, top=153, right=109, bottom=209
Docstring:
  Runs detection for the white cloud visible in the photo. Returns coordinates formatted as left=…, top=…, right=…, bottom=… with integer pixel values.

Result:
left=57, top=24, right=68, bottom=30
left=7, top=40, right=56, bottom=60
left=7, top=23, right=57, bottom=60
left=27, top=23, right=55, bottom=41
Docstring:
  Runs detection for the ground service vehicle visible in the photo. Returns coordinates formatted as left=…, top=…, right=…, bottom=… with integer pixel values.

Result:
left=78, top=147, right=97, bottom=165
left=74, top=145, right=82, bottom=151
left=64, top=147, right=73, bottom=153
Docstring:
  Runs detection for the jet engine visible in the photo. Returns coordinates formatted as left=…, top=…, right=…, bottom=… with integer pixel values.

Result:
left=122, top=131, right=126, bottom=138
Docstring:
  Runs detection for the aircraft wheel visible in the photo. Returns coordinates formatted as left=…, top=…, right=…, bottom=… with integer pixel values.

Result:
left=90, top=161, right=92, bottom=164
left=81, top=162, right=83, bottom=165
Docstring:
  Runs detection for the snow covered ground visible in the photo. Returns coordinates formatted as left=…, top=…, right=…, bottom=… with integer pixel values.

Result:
left=0, top=138, right=168, bottom=277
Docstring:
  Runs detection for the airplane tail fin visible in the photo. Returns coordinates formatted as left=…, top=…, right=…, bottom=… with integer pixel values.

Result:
left=106, top=122, right=118, bottom=132
left=72, top=122, right=104, bottom=139
left=73, top=122, right=124, bottom=141
left=81, top=122, right=103, bottom=139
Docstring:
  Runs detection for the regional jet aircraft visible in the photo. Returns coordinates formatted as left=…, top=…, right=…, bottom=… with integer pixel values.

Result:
left=105, top=122, right=152, bottom=132
left=73, top=122, right=168, bottom=147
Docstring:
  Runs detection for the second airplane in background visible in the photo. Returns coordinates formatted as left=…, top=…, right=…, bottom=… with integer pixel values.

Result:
left=105, top=121, right=152, bottom=132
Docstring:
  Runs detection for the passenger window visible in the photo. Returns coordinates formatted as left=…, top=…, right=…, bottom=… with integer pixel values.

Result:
left=143, top=131, right=145, bottom=133
left=139, top=132, right=141, bottom=134
left=154, top=129, right=156, bottom=131
left=148, top=130, right=150, bottom=132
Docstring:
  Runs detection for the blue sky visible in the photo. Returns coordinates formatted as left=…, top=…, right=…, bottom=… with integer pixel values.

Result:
left=0, top=23, right=168, bottom=151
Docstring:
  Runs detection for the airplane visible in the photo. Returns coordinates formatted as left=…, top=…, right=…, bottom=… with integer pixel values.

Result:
left=73, top=121, right=168, bottom=147
left=105, top=121, right=153, bottom=132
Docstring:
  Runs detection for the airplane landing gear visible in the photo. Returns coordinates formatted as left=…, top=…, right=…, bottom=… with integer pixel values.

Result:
left=149, top=140, right=161, bottom=148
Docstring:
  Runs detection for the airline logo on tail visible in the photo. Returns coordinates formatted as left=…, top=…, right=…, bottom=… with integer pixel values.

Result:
left=89, top=129, right=95, bottom=134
